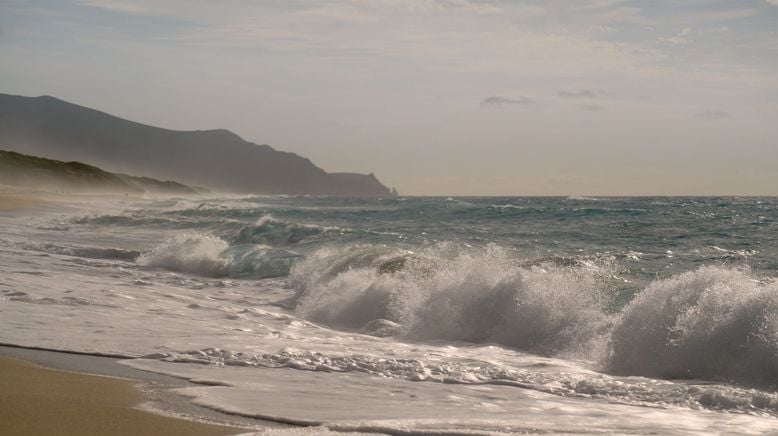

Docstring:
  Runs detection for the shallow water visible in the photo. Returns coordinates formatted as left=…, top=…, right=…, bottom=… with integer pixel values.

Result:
left=2, top=195, right=778, bottom=434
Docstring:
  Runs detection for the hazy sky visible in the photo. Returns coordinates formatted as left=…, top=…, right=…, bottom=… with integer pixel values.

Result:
left=2, top=0, right=777, bottom=195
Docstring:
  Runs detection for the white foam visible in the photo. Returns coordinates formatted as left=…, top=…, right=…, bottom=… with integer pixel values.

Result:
left=138, top=233, right=230, bottom=277
left=292, top=243, right=613, bottom=359
left=125, top=359, right=778, bottom=435
left=608, top=266, right=778, bottom=385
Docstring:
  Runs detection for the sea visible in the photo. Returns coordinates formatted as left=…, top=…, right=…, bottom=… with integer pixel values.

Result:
left=2, top=195, right=778, bottom=434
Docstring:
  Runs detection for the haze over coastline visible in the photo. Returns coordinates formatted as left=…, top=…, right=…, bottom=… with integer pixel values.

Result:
left=2, top=1, right=778, bottom=195
left=0, top=94, right=394, bottom=197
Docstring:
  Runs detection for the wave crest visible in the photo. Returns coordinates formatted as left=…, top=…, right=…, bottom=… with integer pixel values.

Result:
left=292, top=245, right=778, bottom=387
left=292, top=244, right=615, bottom=358
left=138, top=234, right=230, bottom=277
left=138, top=233, right=298, bottom=279
left=233, top=215, right=343, bottom=246
left=607, top=266, right=778, bottom=385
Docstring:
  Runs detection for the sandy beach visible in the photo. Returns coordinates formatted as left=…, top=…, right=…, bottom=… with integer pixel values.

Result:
left=0, top=193, right=41, bottom=211
left=0, top=355, right=243, bottom=436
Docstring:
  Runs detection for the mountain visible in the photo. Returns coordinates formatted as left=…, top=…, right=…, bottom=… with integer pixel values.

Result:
left=0, top=93, right=395, bottom=196
left=0, top=149, right=200, bottom=195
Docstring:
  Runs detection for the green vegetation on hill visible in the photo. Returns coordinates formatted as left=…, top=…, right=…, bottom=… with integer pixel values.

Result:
left=0, top=149, right=198, bottom=195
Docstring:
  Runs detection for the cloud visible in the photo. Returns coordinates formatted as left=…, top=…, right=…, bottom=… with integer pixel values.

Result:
left=436, top=0, right=504, bottom=15
left=707, top=26, right=729, bottom=34
left=767, top=0, right=778, bottom=5
left=580, top=105, right=603, bottom=112
left=568, top=1, right=646, bottom=25
left=558, top=90, right=596, bottom=99
left=697, top=9, right=758, bottom=22
left=696, top=110, right=730, bottom=119
left=76, top=0, right=155, bottom=14
left=588, top=25, right=616, bottom=34
left=658, top=27, right=693, bottom=45
left=658, top=36, right=691, bottom=45
left=480, top=96, right=532, bottom=107
left=571, top=0, right=630, bottom=12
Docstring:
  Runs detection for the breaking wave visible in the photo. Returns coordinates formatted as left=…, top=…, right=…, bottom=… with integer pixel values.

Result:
left=292, top=244, right=616, bottom=359
left=137, top=234, right=230, bottom=276
left=231, top=215, right=345, bottom=246
left=137, top=233, right=298, bottom=279
left=290, top=245, right=778, bottom=387
left=607, top=266, right=778, bottom=386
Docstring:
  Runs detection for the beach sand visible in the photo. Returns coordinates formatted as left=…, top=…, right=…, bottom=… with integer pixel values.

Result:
left=0, top=193, right=41, bottom=211
left=0, top=356, right=243, bottom=435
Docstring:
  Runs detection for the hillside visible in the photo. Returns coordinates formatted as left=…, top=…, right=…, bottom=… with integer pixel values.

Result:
left=0, top=149, right=198, bottom=195
left=0, top=94, right=394, bottom=196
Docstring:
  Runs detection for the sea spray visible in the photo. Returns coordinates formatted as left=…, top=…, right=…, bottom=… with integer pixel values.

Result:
left=138, top=233, right=230, bottom=277
left=292, top=243, right=615, bottom=359
left=290, top=244, right=419, bottom=329
left=292, top=243, right=778, bottom=386
left=607, top=266, right=778, bottom=385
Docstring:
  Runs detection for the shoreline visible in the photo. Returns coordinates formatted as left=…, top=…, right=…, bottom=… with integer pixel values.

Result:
left=0, top=193, right=44, bottom=211
left=0, top=345, right=291, bottom=435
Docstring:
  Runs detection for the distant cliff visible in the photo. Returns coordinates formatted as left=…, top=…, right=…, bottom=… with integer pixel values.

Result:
left=0, top=149, right=199, bottom=195
left=0, top=93, right=395, bottom=196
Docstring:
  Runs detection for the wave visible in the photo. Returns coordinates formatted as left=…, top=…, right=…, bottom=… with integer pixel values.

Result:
left=137, top=233, right=299, bottom=279
left=489, top=204, right=527, bottom=210
left=291, top=243, right=615, bottom=359
left=232, top=215, right=345, bottom=246
left=607, top=266, right=778, bottom=386
left=73, top=213, right=182, bottom=227
left=290, top=245, right=778, bottom=388
left=71, top=208, right=246, bottom=230
left=22, top=243, right=140, bottom=261
left=137, top=234, right=230, bottom=277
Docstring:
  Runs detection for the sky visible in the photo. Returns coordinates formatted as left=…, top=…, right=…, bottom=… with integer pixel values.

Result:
left=1, top=0, right=777, bottom=196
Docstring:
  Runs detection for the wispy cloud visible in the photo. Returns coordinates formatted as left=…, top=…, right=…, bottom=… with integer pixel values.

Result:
left=658, top=27, right=693, bottom=45
left=480, top=96, right=532, bottom=107
left=436, top=0, right=504, bottom=15
left=559, top=90, right=596, bottom=99
left=571, top=0, right=630, bottom=12
left=697, top=8, right=758, bottom=22
left=76, top=0, right=155, bottom=15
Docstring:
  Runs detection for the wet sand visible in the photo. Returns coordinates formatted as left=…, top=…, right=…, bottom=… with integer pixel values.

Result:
left=0, top=356, right=243, bottom=435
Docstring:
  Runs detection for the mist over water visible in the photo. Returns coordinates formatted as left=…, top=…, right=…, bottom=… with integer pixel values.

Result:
left=4, top=195, right=778, bottom=432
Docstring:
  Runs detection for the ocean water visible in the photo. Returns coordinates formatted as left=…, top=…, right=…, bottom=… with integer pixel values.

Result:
left=2, top=195, right=778, bottom=434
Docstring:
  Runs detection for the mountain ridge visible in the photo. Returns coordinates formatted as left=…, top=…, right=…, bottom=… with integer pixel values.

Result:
left=0, top=93, right=394, bottom=196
